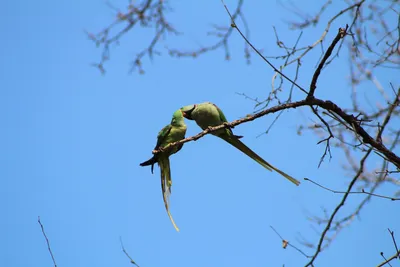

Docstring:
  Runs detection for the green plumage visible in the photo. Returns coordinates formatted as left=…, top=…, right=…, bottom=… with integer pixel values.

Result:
left=140, top=109, right=187, bottom=231
left=181, top=102, right=300, bottom=186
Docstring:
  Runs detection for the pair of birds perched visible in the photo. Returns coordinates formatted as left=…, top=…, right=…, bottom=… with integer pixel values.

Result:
left=140, top=102, right=300, bottom=231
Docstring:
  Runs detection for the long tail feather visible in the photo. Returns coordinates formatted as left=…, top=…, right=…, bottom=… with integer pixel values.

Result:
left=159, top=157, right=180, bottom=231
left=140, top=156, right=157, bottom=174
left=224, top=136, right=300, bottom=186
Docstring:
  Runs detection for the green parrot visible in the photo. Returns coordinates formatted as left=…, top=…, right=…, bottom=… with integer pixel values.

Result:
left=180, top=102, right=300, bottom=186
left=140, top=109, right=187, bottom=231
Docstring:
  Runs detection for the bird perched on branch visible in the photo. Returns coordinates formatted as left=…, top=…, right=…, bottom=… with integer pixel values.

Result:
left=180, top=102, right=300, bottom=186
left=140, top=109, right=187, bottom=231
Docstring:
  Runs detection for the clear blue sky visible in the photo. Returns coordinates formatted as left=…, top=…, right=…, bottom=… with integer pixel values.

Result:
left=2, top=0, right=399, bottom=266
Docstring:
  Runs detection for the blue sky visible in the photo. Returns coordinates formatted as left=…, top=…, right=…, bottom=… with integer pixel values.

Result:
left=2, top=0, right=399, bottom=266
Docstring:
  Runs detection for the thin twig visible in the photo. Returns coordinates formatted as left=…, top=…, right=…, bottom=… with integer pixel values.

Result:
left=120, top=237, right=140, bottom=267
left=285, top=0, right=366, bottom=67
left=308, top=25, right=349, bottom=99
left=304, top=178, right=400, bottom=201
left=270, top=226, right=312, bottom=258
left=221, top=0, right=308, bottom=95
left=311, top=107, right=334, bottom=167
left=305, top=149, right=373, bottom=266
left=376, top=251, right=400, bottom=267
left=375, top=170, right=400, bottom=175
left=379, top=252, right=394, bottom=267
left=376, top=87, right=400, bottom=142
left=38, top=216, right=57, bottom=267
left=387, top=229, right=400, bottom=260
left=218, top=0, right=400, bottom=169
left=308, top=151, right=399, bottom=251
left=168, top=0, right=245, bottom=62
left=256, top=109, right=285, bottom=138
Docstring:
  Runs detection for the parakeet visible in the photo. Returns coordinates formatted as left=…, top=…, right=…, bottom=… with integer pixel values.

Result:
left=140, top=109, right=187, bottom=231
left=181, top=102, right=300, bottom=186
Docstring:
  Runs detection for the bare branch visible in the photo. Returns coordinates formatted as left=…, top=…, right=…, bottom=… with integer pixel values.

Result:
left=377, top=251, right=398, bottom=267
left=168, top=0, right=246, bottom=62
left=153, top=98, right=400, bottom=169
left=270, top=226, right=312, bottom=259
left=91, top=1, right=400, bottom=265
left=120, top=237, right=140, bottom=267
left=305, top=149, right=373, bottom=266
left=221, top=0, right=308, bottom=95
left=376, top=87, right=400, bottom=143
left=38, top=216, right=57, bottom=267
left=88, top=0, right=179, bottom=74
left=308, top=25, right=349, bottom=99
left=283, top=0, right=366, bottom=71
left=311, top=107, right=334, bottom=167
left=387, top=229, right=400, bottom=261
left=304, top=178, right=400, bottom=201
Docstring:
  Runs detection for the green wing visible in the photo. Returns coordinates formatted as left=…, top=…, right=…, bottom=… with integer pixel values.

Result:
left=155, top=124, right=172, bottom=150
left=212, top=103, right=240, bottom=137
left=213, top=103, right=228, bottom=123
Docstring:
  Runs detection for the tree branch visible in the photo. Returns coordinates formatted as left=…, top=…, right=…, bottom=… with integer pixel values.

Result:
left=377, top=251, right=400, bottom=267
left=311, top=106, right=334, bottom=167
left=221, top=0, right=308, bottom=95
left=308, top=25, right=349, bottom=99
left=38, top=216, right=57, bottom=267
left=388, top=228, right=400, bottom=259
left=304, top=178, right=400, bottom=201
left=153, top=97, right=400, bottom=169
left=270, top=226, right=312, bottom=259
left=120, top=237, right=140, bottom=266
left=376, top=86, right=400, bottom=143
left=305, top=149, right=373, bottom=266
left=216, top=2, right=400, bottom=170
left=168, top=0, right=245, bottom=62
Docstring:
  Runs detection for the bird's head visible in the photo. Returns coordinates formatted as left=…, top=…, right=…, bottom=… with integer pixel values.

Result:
left=180, top=104, right=196, bottom=120
left=171, top=109, right=185, bottom=126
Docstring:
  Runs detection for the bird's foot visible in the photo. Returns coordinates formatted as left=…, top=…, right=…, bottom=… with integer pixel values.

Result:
left=223, top=122, right=233, bottom=128
left=153, top=147, right=165, bottom=154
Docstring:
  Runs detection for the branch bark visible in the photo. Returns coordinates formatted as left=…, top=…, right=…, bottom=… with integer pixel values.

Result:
left=376, top=250, right=400, bottom=267
left=153, top=97, right=400, bottom=169
left=308, top=25, right=349, bottom=99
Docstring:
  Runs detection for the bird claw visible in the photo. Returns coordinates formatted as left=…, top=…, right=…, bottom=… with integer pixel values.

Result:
left=207, top=126, right=214, bottom=131
left=153, top=147, right=165, bottom=154
left=223, top=122, right=233, bottom=128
